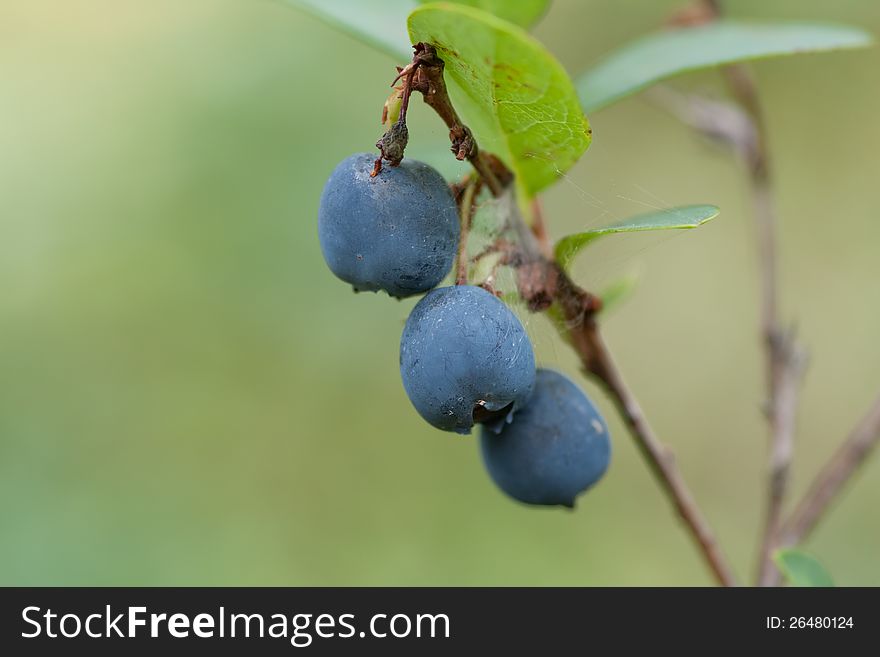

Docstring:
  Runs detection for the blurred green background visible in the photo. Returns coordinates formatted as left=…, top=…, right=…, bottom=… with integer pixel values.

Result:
left=2, top=0, right=878, bottom=585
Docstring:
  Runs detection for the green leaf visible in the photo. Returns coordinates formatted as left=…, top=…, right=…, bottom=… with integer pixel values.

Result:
left=555, top=204, right=719, bottom=269
left=578, top=21, right=874, bottom=113
left=285, top=0, right=415, bottom=61
left=417, top=0, right=550, bottom=28
left=286, top=0, right=551, bottom=61
left=409, top=3, right=591, bottom=198
left=774, top=549, right=834, bottom=587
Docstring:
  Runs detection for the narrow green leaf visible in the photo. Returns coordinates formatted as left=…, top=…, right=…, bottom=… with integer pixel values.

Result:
left=409, top=3, right=591, bottom=197
left=578, top=21, right=874, bottom=113
left=285, top=0, right=415, bottom=61
left=417, top=0, right=550, bottom=29
left=286, top=0, right=551, bottom=61
left=555, top=204, right=719, bottom=269
left=774, top=549, right=834, bottom=587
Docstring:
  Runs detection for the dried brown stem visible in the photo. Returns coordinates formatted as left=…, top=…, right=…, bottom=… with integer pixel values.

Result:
left=728, top=64, right=810, bottom=589
left=748, top=144, right=810, bottom=586
left=781, top=395, right=880, bottom=547
left=455, top=178, right=480, bottom=285
left=757, top=331, right=807, bottom=585
left=696, top=0, right=806, bottom=586
left=668, top=0, right=879, bottom=584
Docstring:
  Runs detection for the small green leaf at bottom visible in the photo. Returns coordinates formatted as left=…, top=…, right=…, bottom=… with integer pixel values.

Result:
left=773, top=548, right=834, bottom=587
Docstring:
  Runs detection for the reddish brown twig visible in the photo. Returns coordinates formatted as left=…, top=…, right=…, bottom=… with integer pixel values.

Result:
left=495, top=195, right=738, bottom=585
left=530, top=198, right=554, bottom=260
left=570, top=317, right=739, bottom=587
left=376, top=44, right=518, bottom=194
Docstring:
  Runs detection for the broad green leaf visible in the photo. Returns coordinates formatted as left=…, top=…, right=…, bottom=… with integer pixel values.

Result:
left=774, top=549, right=834, bottom=587
left=285, top=0, right=414, bottom=61
left=599, top=271, right=640, bottom=315
left=578, top=21, right=874, bottom=113
left=555, top=204, right=719, bottom=269
left=409, top=4, right=591, bottom=198
left=417, top=0, right=550, bottom=28
left=286, top=0, right=550, bottom=62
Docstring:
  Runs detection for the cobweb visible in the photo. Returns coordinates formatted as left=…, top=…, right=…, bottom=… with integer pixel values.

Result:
left=461, top=152, right=696, bottom=375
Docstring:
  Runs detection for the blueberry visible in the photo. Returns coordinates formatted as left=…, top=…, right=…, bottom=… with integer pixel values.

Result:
left=318, top=153, right=459, bottom=298
left=480, top=369, right=611, bottom=508
left=400, top=285, right=536, bottom=434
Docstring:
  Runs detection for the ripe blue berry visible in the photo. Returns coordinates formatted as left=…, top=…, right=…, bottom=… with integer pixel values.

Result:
left=480, top=369, right=611, bottom=508
left=400, top=285, right=536, bottom=434
left=318, top=153, right=459, bottom=298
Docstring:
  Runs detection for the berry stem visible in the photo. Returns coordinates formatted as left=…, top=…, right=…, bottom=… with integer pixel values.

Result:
left=380, top=43, right=512, bottom=195
left=454, top=177, right=480, bottom=285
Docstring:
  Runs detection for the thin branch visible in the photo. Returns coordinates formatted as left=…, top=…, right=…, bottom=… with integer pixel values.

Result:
left=691, top=0, right=806, bottom=586
left=648, top=78, right=803, bottom=585
left=511, top=204, right=738, bottom=585
left=408, top=44, right=508, bottom=195
left=644, top=86, right=757, bottom=161
left=647, top=85, right=804, bottom=583
left=556, top=278, right=738, bottom=586
left=670, top=1, right=879, bottom=584
left=781, top=394, right=880, bottom=546
left=530, top=198, right=554, bottom=260
left=454, top=178, right=480, bottom=285
left=724, top=65, right=809, bottom=587
left=583, top=326, right=739, bottom=586
left=757, top=333, right=807, bottom=585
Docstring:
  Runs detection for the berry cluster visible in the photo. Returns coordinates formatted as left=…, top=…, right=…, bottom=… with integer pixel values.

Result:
left=318, top=153, right=610, bottom=507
